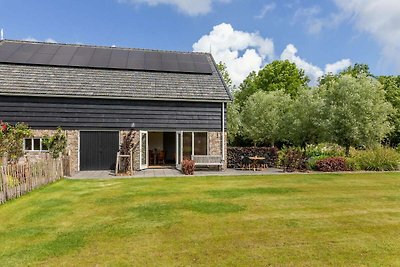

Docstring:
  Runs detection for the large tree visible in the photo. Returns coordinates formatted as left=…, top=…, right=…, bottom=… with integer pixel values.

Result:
left=235, top=60, right=309, bottom=107
left=240, top=90, right=291, bottom=146
left=286, top=88, right=325, bottom=149
left=217, top=61, right=240, bottom=145
left=319, top=63, right=373, bottom=86
left=378, top=75, right=400, bottom=146
left=320, top=74, right=393, bottom=155
left=217, top=61, right=234, bottom=92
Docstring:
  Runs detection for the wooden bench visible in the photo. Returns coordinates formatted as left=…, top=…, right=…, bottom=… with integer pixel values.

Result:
left=192, top=155, right=224, bottom=169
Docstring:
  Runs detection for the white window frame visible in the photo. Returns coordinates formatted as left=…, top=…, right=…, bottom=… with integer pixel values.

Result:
left=23, top=138, right=49, bottom=152
left=181, top=131, right=209, bottom=159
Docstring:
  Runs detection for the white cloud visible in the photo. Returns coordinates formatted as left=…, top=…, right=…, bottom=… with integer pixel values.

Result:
left=118, top=0, right=230, bottom=16
left=325, top=59, right=351, bottom=74
left=23, top=37, right=57, bottom=43
left=193, top=24, right=351, bottom=86
left=281, top=44, right=324, bottom=84
left=193, top=23, right=274, bottom=86
left=280, top=44, right=351, bottom=85
left=333, top=0, right=400, bottom=72
left=254, top=3, right=276, bottom=19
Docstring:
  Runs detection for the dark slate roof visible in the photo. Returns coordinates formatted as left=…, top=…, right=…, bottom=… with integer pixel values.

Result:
left=0, top=40, right=232, bottom=102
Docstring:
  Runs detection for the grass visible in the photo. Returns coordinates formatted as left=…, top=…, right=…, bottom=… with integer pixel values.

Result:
left=0, top=173, right=400, bottom=266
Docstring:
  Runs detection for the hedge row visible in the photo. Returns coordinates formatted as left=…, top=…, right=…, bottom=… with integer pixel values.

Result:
left=227, top=147, right=279, bottom=168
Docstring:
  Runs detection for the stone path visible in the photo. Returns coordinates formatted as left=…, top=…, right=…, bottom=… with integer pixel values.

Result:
left=70, top=167, right=284, bottom=179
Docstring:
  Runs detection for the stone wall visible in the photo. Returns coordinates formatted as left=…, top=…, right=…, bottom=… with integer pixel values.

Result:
left=208, top=132, right=228, bottom=170
left=24, top=129, right=79, bottom=175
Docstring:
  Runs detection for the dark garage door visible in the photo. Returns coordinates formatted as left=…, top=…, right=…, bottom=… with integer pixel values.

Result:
left=80, top=131, right=119, bottom=171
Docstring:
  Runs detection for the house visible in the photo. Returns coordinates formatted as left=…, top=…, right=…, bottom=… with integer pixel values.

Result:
left=0, top=40, right=231, bottom=174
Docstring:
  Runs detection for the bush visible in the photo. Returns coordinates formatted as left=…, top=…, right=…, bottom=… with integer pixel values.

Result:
left=0, top=121, right=32, bottom=162
left=307, top=155, right=330, bottom=170
left=43, top=127, right=67, bottom=159
left=182, top=159, right=195, bottom=175
left=279, top=147, right=308, bottom=172
left=227, top=147, right=279, bottom=169
left=305, top=143, right=345, bottom=158
left=315, top=157, right=348, bottom=172
left=349, top=147, right=400, bottom=171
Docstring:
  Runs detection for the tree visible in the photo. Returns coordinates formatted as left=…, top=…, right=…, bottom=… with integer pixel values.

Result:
left=319, top=63, right=373, bottom=86
left=217, top=61, right=234, bottom=91
left=217, top=61, right=241, bottom=144
left=340, top=63, right=372, bottom=77
left=286, top=88, right=325, bottom=149
left=240, top=91, right=291, bottom=146
left=226, top=101, right=240, bottom=145
left=234, top=71, right=258, bottom=108
left=0, top=122, right=32, bottom=162
left=256, top=60, right=310, bottom=97
left=235, top=60, right=309, bottom=107
left=320, top=74, right=393, bottom=155
left=378, top=75, right=400, bottom=146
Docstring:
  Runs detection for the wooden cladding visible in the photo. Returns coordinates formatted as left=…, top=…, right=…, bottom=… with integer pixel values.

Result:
left=0, top=96, right=225, bottom=131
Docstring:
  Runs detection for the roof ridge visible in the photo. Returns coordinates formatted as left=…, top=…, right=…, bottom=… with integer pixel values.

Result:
left=2, top=39, right=210, bottom=55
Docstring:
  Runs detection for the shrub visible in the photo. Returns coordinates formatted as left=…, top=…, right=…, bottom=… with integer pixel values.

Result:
left=315, top=157, right=348, bottom=172
left=307, top=155, right=330, bottom=170
left=349, top=147, right=400, bottom=171
left=305, top=143, right=345, bottom=158
left=0, top=121, right=32, bottom=162
left=182, top=159, right=195, bottom=175
left=43, top=127, right=67, bottom=159
left=278, top=147, right=308, bottom=172
left=227, top=147, right=279, bottom=169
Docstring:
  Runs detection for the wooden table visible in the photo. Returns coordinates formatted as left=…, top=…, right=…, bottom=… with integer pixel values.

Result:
left=248, top=156, right=265, bottom=171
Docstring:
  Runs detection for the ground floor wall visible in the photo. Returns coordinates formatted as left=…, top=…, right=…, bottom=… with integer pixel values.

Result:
left=24, top=129, right=227, bottom=174
left=24, top=129, right=79, bottom=174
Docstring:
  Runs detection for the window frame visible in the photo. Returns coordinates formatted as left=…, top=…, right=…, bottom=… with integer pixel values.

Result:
left=23, top=138, right=49, bottom=152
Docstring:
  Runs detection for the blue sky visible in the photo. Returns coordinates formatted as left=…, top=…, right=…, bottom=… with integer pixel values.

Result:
left=0, top=0, right=399, bottom=85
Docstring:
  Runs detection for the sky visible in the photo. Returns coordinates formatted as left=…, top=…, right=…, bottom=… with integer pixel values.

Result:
left=0, top=0, right=399, bottom=86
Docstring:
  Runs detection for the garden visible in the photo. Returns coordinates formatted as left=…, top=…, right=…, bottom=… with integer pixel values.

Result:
left=220, top=61, right=400, bottom=173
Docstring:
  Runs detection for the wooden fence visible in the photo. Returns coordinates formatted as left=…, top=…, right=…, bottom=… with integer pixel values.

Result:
left=0, top=156, right=66, bottom=204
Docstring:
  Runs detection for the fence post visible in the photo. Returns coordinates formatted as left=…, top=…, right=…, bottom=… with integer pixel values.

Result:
left=59, top=152, right=63, bottom=178
left=1, top=154, right=8, bottom=200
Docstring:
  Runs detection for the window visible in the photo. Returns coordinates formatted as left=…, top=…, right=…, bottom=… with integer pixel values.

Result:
left=183, top=132, right=192, bottom=160
left=194, top=132, right=207, bottom=155
left=24, top=138, right=48, bottom=152
left=182, top=132, right=208, bottom=159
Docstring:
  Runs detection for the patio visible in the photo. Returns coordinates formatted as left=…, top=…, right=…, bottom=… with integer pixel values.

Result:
left=70, top=167, right=283, bottom=179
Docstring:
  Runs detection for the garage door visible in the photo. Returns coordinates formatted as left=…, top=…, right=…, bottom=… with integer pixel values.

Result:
left=80, top=131, right=119, bottom=171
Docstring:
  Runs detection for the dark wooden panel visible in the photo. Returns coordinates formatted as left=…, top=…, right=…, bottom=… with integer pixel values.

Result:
left=0, top=96, right=225, bottom=131
left=80, top=131, right=119, bottom=170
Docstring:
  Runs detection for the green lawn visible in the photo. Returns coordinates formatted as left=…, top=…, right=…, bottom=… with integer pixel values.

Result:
left=1, top=173, right=400, bottom=266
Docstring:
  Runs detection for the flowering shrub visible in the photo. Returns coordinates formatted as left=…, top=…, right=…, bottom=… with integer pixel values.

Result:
left=182, top=159, right=195, bottom=175
left=306, top=143, right=345, bottom=158
left=278, top=147, right=308, bottom=172
left=315, top=157, right=348, bottom=172
left=0, top=121, right=32, bottom=162
left=42, top=127, right=67, bottom=159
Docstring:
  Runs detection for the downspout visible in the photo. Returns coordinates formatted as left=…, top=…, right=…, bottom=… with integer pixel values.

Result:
left=222, top=102, right=225, bottom=161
